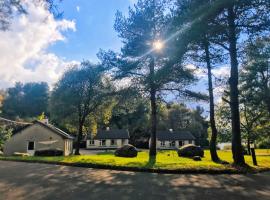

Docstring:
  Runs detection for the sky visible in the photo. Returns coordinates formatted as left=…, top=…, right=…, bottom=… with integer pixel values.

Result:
left=48, top=0, right=134, bottom=62
left=0, top=0, right=135, bottom=89
left=0, top=0, right=228, bottom=110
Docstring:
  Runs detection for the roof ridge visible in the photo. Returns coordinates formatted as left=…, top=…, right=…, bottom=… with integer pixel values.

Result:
left=34, top=120, right=74, bottom=139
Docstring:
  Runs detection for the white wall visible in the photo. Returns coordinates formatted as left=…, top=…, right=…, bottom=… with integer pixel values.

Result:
left=64, top=139, right=73, bottom=156
left=86, top=139, right=128, bottom=149
left=151, top=139, right=195, bottom=149
left=116, top=139, right=122, bottom=147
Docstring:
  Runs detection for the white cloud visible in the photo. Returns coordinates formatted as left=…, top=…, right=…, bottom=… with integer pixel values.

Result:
left=76, top=6, right=80, bottom=12
left=0, top=0, right=78, bottom=89
left=212, top=65, right=230, bottom=78
left=185, top=64, right=206, bottom=78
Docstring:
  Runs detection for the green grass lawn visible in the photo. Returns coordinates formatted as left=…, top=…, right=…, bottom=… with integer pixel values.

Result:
left=1, top=149, right=270, bottom=172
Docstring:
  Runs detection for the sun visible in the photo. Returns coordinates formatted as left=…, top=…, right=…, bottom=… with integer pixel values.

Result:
left=153, top=40, right=164, bottom=51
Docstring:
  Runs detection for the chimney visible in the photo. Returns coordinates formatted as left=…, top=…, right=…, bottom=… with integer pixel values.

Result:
left=106, top=127, right=110, bottom=131
left=169, top=129, right=173, bottom=133
left=41, top=118, right=49, bottom=125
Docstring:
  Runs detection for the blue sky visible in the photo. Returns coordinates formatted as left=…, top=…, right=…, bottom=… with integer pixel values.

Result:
left=49, top=0, right=134, bottom=62
left=0, top=0, right=138, bottom=89
left=0, top=0, right=227, bottom=115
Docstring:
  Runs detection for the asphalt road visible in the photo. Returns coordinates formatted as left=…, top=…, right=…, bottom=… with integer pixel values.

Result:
left=0, top=161, right=270, bottom=200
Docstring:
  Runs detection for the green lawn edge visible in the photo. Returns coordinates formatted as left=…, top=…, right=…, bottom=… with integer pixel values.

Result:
left=1, top=156, right=269, bottom=174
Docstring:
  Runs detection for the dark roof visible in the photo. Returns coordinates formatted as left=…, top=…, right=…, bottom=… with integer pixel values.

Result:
left=13, top=120, right=74, bottom=140
left=89, top=129, right=129, bottom=140
left=156, top=130, right=195, bottom=141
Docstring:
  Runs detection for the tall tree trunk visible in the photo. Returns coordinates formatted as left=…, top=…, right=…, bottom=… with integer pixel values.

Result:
left=204, top=40, right=220, bottom=162
left=227, top=6, right=245, bottom=165
left=149, top=56, right=157, bottom=157
left=247, top=133, right=251, bottom=155
left=75, top=120, right=83, bottom=155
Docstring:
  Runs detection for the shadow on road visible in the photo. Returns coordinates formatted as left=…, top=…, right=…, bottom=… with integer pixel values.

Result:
left=0, top=161, right=270, bottom=200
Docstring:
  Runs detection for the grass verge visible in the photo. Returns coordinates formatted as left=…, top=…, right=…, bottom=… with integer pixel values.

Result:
left=0, top=150, right=269, bottom=174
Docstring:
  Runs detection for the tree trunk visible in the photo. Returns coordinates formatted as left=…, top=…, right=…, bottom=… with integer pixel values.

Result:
left=227, top=6, right=245, bottom=165
left=149, top=56, right=157, bottom=157
left=247, top=134, right=251, bottom=155
left=75, top=121, right=83, bottom=155
left=204, top=40, right=220, bottom=162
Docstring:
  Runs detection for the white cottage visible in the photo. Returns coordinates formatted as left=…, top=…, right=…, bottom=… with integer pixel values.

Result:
left=150, top=129, right=195, bottom=149
left=4, top=120, right=74, bottom=156
left=86, top=128, right=129, bottom=149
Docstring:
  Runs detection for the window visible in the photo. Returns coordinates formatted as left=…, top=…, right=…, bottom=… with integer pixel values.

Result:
left=169, top=141, right=175, bottom=147
left=122, top=139, right=126, bottom=145
left=189, top=140, right=193, bottom=144
left=27, top=141, right=35, bottom=150
left=111, top=139, right=116, bottom=146
left=88, top=140, right=95, bottom=146
left=160, top=141, right=165, bottom=147
left=100, top=140, right=106, bottom=146
left=179, top=141, right=183, bottom=146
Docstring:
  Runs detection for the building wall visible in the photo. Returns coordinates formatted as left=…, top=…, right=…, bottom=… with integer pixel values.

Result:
left=86, top=139, right=129, bottom=149
left=3, top=123, right=70, bottom=156
left=64, top=139, right=73, bottom=156
left=152, top=139, right=195, bottom=149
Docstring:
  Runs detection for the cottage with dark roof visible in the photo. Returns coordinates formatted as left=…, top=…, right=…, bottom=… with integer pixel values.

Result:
left=86, top=127, right=129, bottom=149
left=150, top=129, right=195, bottom=149
left=3, top=119, right=74, bottom=156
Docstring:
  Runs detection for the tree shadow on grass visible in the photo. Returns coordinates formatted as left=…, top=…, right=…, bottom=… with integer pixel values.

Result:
left=212, top=158, right=230, bottom=165
left=145, top=156, right=156, bottom=168
left=96, top=151, right=115, bottom=155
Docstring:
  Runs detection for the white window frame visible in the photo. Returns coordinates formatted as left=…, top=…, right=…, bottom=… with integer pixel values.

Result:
left=100, top=140, right=106, bottom=146
left=160, top=141, right=165, bottom=147
left=179, top=141, right=183, bottom=146
left=88, top=140, right=95, bottom=146
left=169, top=141, right=175, bottom=147
left=110, top=139, right=116, bottom=146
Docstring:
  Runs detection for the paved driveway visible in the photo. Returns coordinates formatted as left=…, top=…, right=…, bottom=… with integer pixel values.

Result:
left=0, top=161, right=270, bottom=200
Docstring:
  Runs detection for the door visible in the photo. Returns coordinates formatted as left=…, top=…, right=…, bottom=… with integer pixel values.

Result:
left=27, top=141, right=35, bottom=155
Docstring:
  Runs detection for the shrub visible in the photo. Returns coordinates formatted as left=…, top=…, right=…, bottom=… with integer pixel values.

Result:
left=34, top=149, right=63, bottom=156
left=257, top=141, right=270, bottom=149
left=115, top=144, right=138, bottom=158
left=177, top=144, right=204, bottom=158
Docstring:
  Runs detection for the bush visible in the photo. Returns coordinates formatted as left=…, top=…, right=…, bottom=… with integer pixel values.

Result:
left=34, top=149, right=63, bottom=156
left=178, top=144, right=204, bottom=158
left=115, top=144, right=138, bottom=158
left=257, top=141, right=270, bottom=149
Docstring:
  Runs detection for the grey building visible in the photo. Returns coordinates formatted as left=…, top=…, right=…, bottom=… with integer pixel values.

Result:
left=4, top=120, right=74, bottom=156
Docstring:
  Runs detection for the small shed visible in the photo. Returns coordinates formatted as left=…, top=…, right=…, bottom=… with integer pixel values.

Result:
left=4, top=120, right=74, bottom=156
